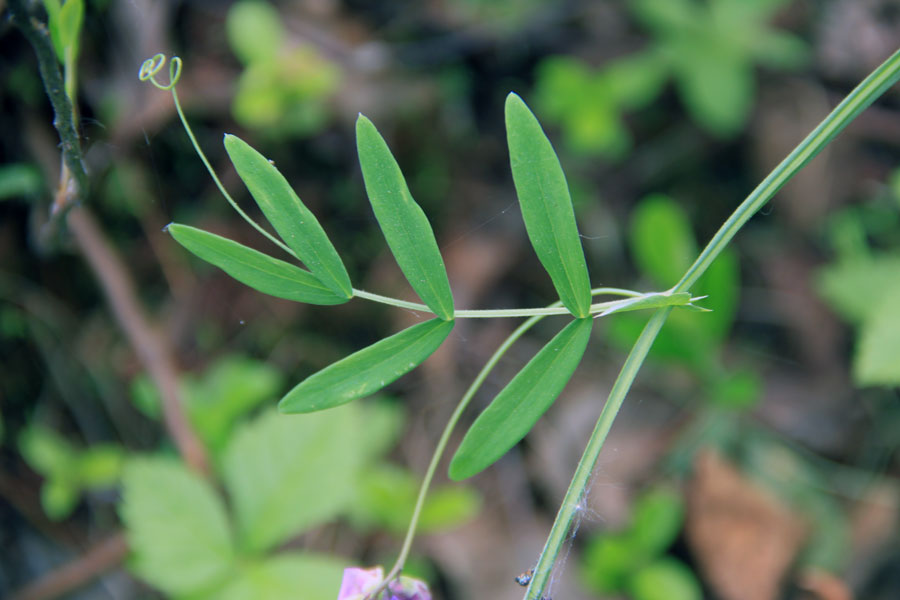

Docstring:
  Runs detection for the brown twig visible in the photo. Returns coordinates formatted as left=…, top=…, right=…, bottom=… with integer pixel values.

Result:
left=65, top=206, right=210, bottom=474
left=9, top=533, right=129, bottom=600
left=9, top=0, right=209, bottom=476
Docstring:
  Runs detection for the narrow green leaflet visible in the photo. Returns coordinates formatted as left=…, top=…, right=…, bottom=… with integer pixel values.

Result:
left=279, top=318, right=455, bottom=413
left=449, top=317, right=593, bottom=480
left=355, top=116, right=455, bottom=320
left=168, top=223, right=348, bottom=305
left=223, top=134, right=352, bottom=298
left=506, top=93, right=592, bottom=317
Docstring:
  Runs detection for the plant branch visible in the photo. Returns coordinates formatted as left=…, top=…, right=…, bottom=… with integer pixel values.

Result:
left=10, top=23, right=209, bottom=474
left=524, top=46, right=900, bottom=600
left=8, top=0, right=87, bottom=214
left=66, top=206, right=209, bottom=475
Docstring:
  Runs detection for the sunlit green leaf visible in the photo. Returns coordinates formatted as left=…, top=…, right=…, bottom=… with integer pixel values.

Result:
left=223, top=134, right=352, bottom=298
left=630, top=194, right=697, bottom=288
left=449, top=318, right=592, bottom=480
left=352, top=465, right=481, bottom=534
left=506, top=93, right=592, bottom=317
left=628, top=487, right=684, bottom=556
left=222, top=408, right=364, bottom=553
left=854, top=286, right=900, bottom=386
left=167, top=223, right=349, bottom=305
left=672, top=43, right=754, bottom=137
left=628, top=558, right=702, bottom=600
left=279, top=318, right=454, bottom=413
left=18, top=425, right=75, bottom=477
left=581, top=534, right=637, bottom=593
left=817, top=255, right=900, bottom=323
left=76, top=444, right=124, bottom=488
left=226, top=0, right=285, bottom=65
left=41, top=478, right=79, bottom=521
left=356, top=115, right=455, bottom=320
left=120, top=457, right=235, bottom=596
left=0, top=163, right=43, bottom=200
left=57, top=0, right=83, bottom=63
left=216, top=554, right=346, bottom=600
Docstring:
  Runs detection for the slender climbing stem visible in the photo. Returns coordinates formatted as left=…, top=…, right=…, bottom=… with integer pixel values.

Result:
left=369, top=284, right=632, bottom=598
left=524, top=46, right=900, bottom=600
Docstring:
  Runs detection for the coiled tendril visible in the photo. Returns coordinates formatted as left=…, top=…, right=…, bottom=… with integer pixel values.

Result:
left=139, top=53, right=182, bottom=91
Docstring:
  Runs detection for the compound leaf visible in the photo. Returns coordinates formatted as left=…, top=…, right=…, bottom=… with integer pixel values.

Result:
left=356, top=115, right=455, bottom=320
left=449, top=317, right=592, bottom=480
left=506, top=93, right=592, bottom=317
left=279, top=318, right=455, bottom=413
left=224, top=134, right=352, bottom=298
left=168, top=223, right=348, bottom=305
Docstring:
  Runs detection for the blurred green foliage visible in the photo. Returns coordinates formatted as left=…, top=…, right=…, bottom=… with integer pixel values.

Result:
left=226, top=0, right=341, bottom=137
left=607, top=193, right=759, bottom=411
left=581, top=486, right=701, bottom=600
left=18, top=425, right=124, bottom=520
left=120, top=358, right=480, bottom=599
left=534, top=0, right=808, bottom=158
left=817, top=167, right=900, bottom=387
left=0, top=163, right=43, bottom=202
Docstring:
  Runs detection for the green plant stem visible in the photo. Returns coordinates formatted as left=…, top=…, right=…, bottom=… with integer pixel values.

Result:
left=524, top=46, right=900, bottom=600
left=8, top=0, right=88, bottom=208
left=370, top=286, right=618, bottom=598
left=353, top=287, right=675, bottom=318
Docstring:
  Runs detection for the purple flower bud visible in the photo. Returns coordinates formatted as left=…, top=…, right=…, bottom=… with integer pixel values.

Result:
left=337, top=567, right=432, bottom=600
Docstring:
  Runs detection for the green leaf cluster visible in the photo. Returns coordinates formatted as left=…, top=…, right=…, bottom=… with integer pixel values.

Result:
left=534, top=0, right=808, bottom=157
left=225, top=0, right=341, bottom=136
left=168, top=91, right=695, bottom=489
left=581, top=487, right=701, bottom=600
left=120, top=389, right=480, bottom=598
left=120, top=405, right=363, bottom=598
left=18, top=425, right=123, bottom=520
left=130, top=355, right=284, bottom=457
left=349, top=464, right=482, bottom=535
left=817, top=177, right=900, bottom=386
left=0, top=163, right=43, bottom=202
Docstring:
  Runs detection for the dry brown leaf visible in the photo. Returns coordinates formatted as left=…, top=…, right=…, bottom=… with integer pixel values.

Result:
left=686, top=449, right=807, bottom=600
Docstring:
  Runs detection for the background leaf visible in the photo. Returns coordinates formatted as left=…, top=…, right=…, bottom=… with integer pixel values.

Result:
left=356, top=115, right=455, bottom=320
left=226, top=0, right=285, bottom=65
left=449, top=318, right=592, bottom=480
left=120, top=457, right=235, bottom=596
left=853, top=285, right=900, bottom=386
left=630, top=194, right=697, bottom=287
left=350, top=464, right=481, bottom=534
left=221, top=407, right=365, bottom=553
left=279, top=318, right=454, bottom=413
left=506, top=93, right=592, bottom=317
left=215, top=553, right=346, bottom=600
left=628, top=558, right=702, bottom=600
left=168, top=223, right=349, bottom=305
left=224, top=134, right=352, bottom=298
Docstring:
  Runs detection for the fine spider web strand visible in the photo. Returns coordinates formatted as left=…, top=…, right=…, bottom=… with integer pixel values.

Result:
left=441, top=201, right=518, bottom=250
left=542, top=460, right=607, bottom=599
